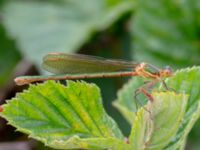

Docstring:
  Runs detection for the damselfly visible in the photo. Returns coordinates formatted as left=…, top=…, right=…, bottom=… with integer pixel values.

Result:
left=15, top=53, right=173, bottom=101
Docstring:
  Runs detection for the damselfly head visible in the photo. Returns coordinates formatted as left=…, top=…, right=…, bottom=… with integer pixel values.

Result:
left=160, top=66, right=173, bottom=77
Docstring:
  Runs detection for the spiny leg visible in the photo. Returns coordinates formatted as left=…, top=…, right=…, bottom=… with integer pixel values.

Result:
left=134, top=79, right=158, bottom=103
left=161, top=79, right=169, bottom=90
left=161, top=79, right=175, bottom=92
left=134, top=80, right=154, bottom=106
left=134, top=88, right=145, bottom=110
left=134, top=88, right=152, bottom=115
left=133, top=79, right=159, bottom=118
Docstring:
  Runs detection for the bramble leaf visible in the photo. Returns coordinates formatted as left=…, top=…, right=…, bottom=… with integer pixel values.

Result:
left=114, top=66, right=200, bottom=149
left=0, top=81, right=130, bottom=149
left=113, top=77, right=145, bottom=124
left=1, top=66, right=199, bottom=149
left=129, top=92, right=187, bottom=150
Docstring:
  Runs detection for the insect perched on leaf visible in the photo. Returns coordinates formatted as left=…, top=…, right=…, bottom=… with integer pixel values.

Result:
left=15, top=52, right=173, bottom=101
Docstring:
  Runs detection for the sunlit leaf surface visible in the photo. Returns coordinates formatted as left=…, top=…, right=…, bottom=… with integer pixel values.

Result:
left=0, top=81, right=130, bottom=149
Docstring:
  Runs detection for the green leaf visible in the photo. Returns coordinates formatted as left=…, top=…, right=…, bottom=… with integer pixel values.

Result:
left=2, top=0, right=133, bottom=67
left=162, top=67, right=200, bottom=149
left=0, top=80, right=129, bottom=149
left=132, top=0, right=200, bottom=68
left=0, top=24, right=20, bottom=86
left=129, top=92, right=188, bottom=150
left=129, top=103, right=154, bottom=150
left=113, top=77, right=145, bottom=124
left=48, top=137, right=132, bottom=150
left=113, top=77, right=146, bottom=124
left=114, top=66, right=200, bottom=149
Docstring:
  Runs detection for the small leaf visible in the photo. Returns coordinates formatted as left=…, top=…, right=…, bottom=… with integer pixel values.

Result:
left=113, top=77, right=147, bottom=124
left=0, top=80, right=128, bottom=149
left=129, top=104, right=153, bottom=150
left=114, top=66, right=200, bottom=149
left=162, top=67, right=200, bottom=149
left=112, top=77, right=145, bottom=124
left=129, top=92, right=188, bottom=150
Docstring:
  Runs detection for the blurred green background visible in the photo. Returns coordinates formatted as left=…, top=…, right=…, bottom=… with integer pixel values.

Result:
left=0, top=0, right=200, bottom=150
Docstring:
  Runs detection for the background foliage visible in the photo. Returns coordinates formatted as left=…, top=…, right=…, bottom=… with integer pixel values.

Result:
left=0, top=0, right=200, bottom=149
